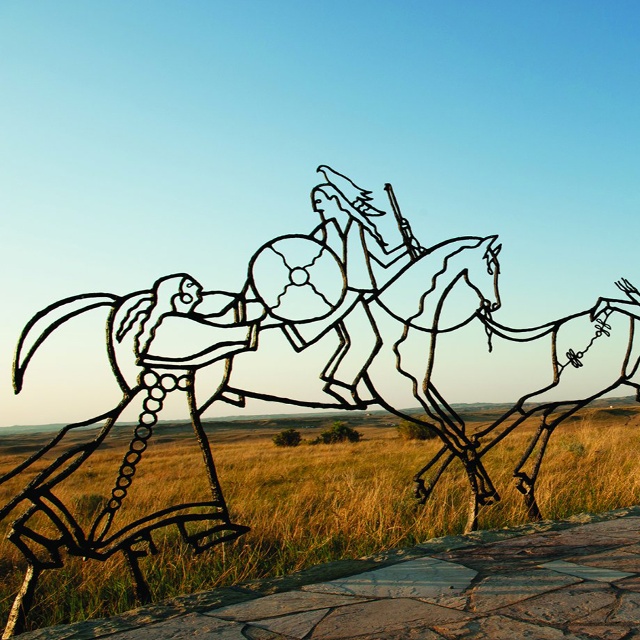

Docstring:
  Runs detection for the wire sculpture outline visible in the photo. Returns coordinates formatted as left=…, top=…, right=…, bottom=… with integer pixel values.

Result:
left=3, top=164, right=640, bottom=636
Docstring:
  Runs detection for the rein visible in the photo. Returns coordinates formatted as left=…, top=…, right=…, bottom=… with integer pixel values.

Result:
left=477, top=307, right=615, bottom=368
left=477, top=307, right=495, bottom=353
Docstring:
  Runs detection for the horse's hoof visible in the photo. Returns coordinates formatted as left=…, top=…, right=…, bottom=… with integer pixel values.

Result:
left=478, top=490, right=500, bottom=505
left=514, top=472, right=533, bottom=495
left=413, top=480, right=432, bottom=503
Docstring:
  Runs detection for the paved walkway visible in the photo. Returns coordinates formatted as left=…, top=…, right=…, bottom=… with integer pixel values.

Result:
left=20, top=507, right=640, bottom=639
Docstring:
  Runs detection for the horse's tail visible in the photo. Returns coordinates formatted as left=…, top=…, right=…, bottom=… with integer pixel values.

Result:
left=14, top=293, right=118, bottom=393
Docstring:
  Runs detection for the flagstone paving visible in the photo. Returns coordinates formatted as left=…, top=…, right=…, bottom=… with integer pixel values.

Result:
left=18, top=506, right=640, bottom=639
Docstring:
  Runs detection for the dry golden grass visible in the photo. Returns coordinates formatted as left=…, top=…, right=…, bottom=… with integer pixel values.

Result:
left=2, top=405, right=640, bottom=631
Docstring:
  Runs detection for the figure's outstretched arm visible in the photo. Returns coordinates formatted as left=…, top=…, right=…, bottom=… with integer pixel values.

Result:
left=591, top=278, right=640, bottom=320
left=361, top=224, right=408, bottom=268
left=367, top=239, right=408, bottom=267
left=197, top=288, right=268, bottom=325
left=616, top=278, right=640, bottom=304
left=196, top=291, right=239, bottom=319
left=592, top=298, right=640, bottom=321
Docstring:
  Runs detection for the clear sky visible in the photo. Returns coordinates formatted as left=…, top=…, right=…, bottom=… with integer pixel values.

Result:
left=1, top=1, right=639, bottom=427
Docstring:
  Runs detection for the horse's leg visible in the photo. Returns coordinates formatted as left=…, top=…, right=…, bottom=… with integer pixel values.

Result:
left=2, top=564, right=41, bottom=639
left=422, top=385, right=500, bottom=532
left=393, top=328, right=499, bottom=531
left=459, top=444, right=501, bottom=533
left=413, top=446, right=456, bottom=504
left=513, top=411, right=555, bottom=521
left=413, top=432, right=498, bottom=533
left=513, top=398, right=596, bottom=521
left=414, top=438, right=498, bottom=533
left=392, top=331, right=466, bottom=507
left=466, top=492, right=481, bottom=535
left=412, top=422, right=499, bottom=532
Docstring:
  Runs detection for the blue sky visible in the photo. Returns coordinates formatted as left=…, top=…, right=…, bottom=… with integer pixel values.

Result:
left=1, top=1, right=639, bottom=427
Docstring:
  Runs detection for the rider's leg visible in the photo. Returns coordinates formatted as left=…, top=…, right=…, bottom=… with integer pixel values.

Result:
left=281, top=290, right=359, bottom=352
left=321, top=321, right=349, bottom=380
left=323, top=300, right=381, bottom=406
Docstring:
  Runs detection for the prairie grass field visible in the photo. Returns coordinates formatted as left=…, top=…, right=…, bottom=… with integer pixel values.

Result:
left=2, top=400, right=640, bottom=631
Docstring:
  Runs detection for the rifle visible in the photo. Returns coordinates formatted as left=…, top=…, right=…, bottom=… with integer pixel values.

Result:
left=384, top=183, right=425, bottom=261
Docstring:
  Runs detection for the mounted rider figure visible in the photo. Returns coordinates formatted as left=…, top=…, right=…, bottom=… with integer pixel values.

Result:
left=281, top=165, right=423, bottom=407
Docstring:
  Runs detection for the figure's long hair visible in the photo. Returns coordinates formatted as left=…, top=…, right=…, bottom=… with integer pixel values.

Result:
left=311, top=184, right=384, bottom=244
left=115, top=274, right=201, bottom=358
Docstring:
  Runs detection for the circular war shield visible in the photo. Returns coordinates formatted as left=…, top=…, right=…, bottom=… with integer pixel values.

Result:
left=249, top=235, right=345, bottom=323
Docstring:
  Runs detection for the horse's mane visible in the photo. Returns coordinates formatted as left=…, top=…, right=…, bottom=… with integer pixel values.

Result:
left=373, top=236, right=487, bottom=329
left=379, top=236, right=485, bottom=297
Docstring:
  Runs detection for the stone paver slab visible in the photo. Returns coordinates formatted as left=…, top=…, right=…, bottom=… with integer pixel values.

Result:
left=614, top=573, right=640, bottom=592
left=251, top=608, right=329, bottom=638
left=350, top=627, right=445, bottom=640
left=607, top=591, right=640, bottom=625
left=565, top=548, right=640, bottom=573
left=434, top=614, right=582, bottom=639
left=308, top=598, right=470, bottom=639
left=441, top=524, right=640, bottom=573
left=567, top=624, right=633, bottom=640
left=470, top=569, right=580, bottom=611
left=242, top=628, right=288, bottom=640
left=207, top=591, right=369, bottom=621
left=538, top=584, right=640, bottom=628
left=104, top=613, right=245, bottom=639
left=435, top=535, right=571, bottom=573
left=302, top=557, right=476, bottom=601
left=541, top=559, right=634, bottom=582
left=539, top=525, right=640, bottom=551
left=498, top=581, right=617, bottom=625
left=573, top=516, right=640, bottom=536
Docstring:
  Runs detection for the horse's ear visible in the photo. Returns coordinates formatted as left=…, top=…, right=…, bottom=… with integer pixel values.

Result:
left=493, top=243, right=502, bottom=256
left=480, top=234, right=498, bottom=249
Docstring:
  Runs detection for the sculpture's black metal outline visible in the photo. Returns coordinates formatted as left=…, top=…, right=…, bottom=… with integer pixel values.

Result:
left=3, top=165, right=637, bottom=637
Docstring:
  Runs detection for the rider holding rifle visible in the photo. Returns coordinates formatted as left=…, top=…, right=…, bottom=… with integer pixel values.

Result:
left=282, top=165, right=424, bottom=407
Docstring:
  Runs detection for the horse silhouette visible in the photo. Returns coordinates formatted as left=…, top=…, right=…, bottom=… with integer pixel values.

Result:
left=2, top=233, right=501, bottom=636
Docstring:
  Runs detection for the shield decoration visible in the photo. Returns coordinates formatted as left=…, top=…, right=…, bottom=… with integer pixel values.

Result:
left=249, top=235, right=346, bottom=323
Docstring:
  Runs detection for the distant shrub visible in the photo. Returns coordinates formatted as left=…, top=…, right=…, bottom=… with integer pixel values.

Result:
left=312, top=421, right=362, bottom=445
left=272, top=428, right=302, bottom=447
left=396, top=420, right=437, bottom=441
left=563, top=439, right=587, bottom=458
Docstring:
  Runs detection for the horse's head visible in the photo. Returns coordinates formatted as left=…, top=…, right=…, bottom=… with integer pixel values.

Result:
left=375, top=233, right=502, bottom=332
left=464, top=235, right=502, bottom=315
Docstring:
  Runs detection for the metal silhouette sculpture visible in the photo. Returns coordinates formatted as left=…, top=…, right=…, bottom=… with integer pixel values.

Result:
left=459, top=278, right=640, bottom=522
left=2, top=164, right=636, bottom=637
